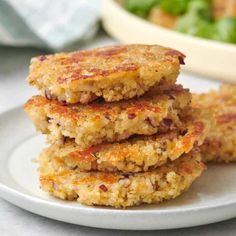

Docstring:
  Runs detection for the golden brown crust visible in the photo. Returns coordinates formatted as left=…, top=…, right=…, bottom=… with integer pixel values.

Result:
left=39, top=149, right=205, bottom=208
left=39, top=108, right=211, bottom=173
left=24, top=84, right=191, bottom=148
left=193, top=84, right=236, bottom=163
left=27, top=44, right=184, bottom=104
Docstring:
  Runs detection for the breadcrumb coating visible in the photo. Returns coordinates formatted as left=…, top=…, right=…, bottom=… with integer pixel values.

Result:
left=39, top=108, right=210, bottom=172
left=39, top=150, right=205, bottom=208
left=24, top=84, right=191, bottom=148
left=193, top=84, right=236, bottom=163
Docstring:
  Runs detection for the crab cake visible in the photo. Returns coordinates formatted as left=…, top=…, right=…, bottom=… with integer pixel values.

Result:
left=27, top=44, right=185, bottom=104
left=39, top=149, right=205, bottom=208
left=24, top=84, right=191, bottom=148
left=40, top=109, right=210, bottom=173
left=193, top=84, right=236, bottom=163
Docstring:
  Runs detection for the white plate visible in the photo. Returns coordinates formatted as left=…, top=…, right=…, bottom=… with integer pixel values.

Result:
left=102, top=0, right=236, bottom=83
left=1, top=84, right=236, bottom=230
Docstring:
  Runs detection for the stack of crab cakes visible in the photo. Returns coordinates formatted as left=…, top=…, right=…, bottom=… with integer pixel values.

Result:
left=24, top=44, right=210, bottom=208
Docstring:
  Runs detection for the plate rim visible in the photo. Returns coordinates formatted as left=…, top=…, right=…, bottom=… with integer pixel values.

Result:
left=1, top=178, right=236, bottom=215
left=1, top=106, right=236, bottom=230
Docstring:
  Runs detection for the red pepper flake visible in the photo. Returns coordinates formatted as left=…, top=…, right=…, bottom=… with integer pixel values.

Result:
left=145, top=117, right=156, bottom=128
left=122, top=173, right=130, bottom=178
left=104, top=112, right=111, bottom=120
left=180, top=129, right=188, bottom=136
left=38, top=55, right=47, bottom=61
left=45, top=89, right=56, bottom=100
left=162, top=118, right=173, bottom=127
left=122, top=173, right=135, bottom=179
left=61, top=136, right=70, bottom=144
left=76, top=145, right=103, bottom=160
left=193, top=122, right=204, bottom=135
left=99, top=184, right=108, bottom=192
left=128, top=113, right=136, bottom=119
left=57, top=77, right=68, bottom=84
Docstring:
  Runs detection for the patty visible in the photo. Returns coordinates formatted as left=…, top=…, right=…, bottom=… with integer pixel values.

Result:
left=39, top=108, right=210, bottom=172
left=193, top=84, right=236, bottom=163
left=24, top=84, right=191, bottom=148
left=39, top=149, right=205, bottom=208
left=27, top=44, right=185, bottom=104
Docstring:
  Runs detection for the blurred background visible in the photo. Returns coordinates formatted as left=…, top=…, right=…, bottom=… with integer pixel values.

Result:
left=1, top=0, right=236, bottom=112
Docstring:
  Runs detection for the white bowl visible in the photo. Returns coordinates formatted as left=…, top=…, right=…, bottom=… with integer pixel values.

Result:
left=102, top=0, right=236, bottom=82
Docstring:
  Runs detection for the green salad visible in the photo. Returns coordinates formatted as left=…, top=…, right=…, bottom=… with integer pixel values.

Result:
left=122, top=0, right=236, bottom=44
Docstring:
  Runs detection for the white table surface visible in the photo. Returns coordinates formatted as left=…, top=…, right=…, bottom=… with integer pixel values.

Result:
left=0, top=33, right=235, bottom=236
